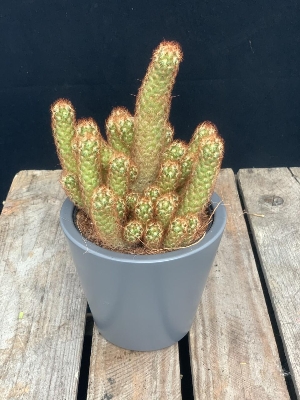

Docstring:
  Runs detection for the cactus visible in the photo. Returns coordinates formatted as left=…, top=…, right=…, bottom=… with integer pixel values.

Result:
left=51, top=41, right=224, bottom=253
left=131, top=41, right=183, bottom=193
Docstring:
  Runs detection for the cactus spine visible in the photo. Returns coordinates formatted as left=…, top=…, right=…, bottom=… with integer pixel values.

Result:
left=51, top=41, right=224, bottom=252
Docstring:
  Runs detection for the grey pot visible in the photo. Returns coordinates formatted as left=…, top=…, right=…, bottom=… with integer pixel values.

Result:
left=60, top=193, right=226, bottom=351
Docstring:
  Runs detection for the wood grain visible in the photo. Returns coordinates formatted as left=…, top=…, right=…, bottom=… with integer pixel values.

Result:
left=189, top=169, right=289, bottom=399
left=238, top=167, right=300, bottom=398
left=87, top=325, right=182, bottom=400
left=0, top=170, right=87, bottom=400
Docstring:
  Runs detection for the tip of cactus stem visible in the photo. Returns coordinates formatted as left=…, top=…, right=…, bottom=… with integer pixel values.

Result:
left=199, top=121, right=218, bottom=134
left=162, top=140, right=187, bottom=162
left=191, top=121, right=218, bottom=144
left=76, top=118, right=100, bottom=136
left=108, top=106, right=130, bottom=117
left=201, top=135, right=225, bottom=159
left=110, top=155, right=130, bottom=174
left=106, top=107, right=134, bottom=154
left=143, top=185, right=161, bottom=202
left=123, top=220, right=144, bottom=245
left=157, top=160, right=181, bottom=193
left=51, top=98, right=75, bottom=115
left=135, top=197, right=154, bottom=225
left=106, top=107, right=133, bottom=130
left=153, top=41, right=183, bottom=65
left=144, top=221, right=164, bottom=249
left=163, top=216, right=188, bottom=249
left=92, top=186, right=115, bottom=209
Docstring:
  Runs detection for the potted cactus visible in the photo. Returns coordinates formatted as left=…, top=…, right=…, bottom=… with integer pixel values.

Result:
left=52, top=41, right=226, bottom=351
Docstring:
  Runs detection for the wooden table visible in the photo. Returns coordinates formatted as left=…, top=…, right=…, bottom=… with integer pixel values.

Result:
left=0, top=168, right=299, bottom=400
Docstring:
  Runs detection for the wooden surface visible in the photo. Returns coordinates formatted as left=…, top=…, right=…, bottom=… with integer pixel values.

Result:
left=189, top=169, right=290, bottom=399
left=238, top=167, right=300, bottom=398
left=1, top=168, right=298, bottom=399
left=87, top=326, right=182, bottom=400
left=0, top=171, right=87, bottom=400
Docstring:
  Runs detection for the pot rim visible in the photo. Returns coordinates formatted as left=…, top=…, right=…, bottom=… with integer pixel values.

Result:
left=60, top=192, right=226, bottom=264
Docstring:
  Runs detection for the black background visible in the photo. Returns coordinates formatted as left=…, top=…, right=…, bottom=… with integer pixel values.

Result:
left=1, top=0, right=300, bottom=206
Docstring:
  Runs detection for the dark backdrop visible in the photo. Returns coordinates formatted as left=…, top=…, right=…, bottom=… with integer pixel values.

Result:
left=1, top=0, right=300, bottom=206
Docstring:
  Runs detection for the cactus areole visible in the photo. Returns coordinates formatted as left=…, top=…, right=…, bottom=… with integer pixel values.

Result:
left=54, top=41, right=227, bottom=350
left=52, top=41, right=225, bottom=255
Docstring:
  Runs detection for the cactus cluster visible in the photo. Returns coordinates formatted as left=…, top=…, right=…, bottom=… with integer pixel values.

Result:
left=51, top=41, right=224, bottom=253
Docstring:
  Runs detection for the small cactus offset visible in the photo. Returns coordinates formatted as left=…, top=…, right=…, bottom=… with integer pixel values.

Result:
left=51, top=41, right=224, bottom=252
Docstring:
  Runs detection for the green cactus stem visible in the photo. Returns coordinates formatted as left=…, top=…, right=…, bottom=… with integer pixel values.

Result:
left=51, top=99, right=77, bottom=175
left=76, top=118, right=111, bottom=185
left=107, top=155, right=130, bottom=198
left=188, top=121, right=218, bottom=157
left=155, top=193, right=178, bottom=229
left=91, top=186, right=125, bottom=249
left=123, top=220, right=144, bottom=245
left=117, top=108, right=135, bottom=149
left=60, top=172, right=84, bottom=209
left=164, top=123, right=174, bottom=146
left=100, top=141, right=115, bottom=171
left=76, top=118, right=100, bottom=137
left=178, top=153, right=195, bottom=188
left=132, top=41, right=183, bottom=193
left=134, top=197, right=154, bottom=225
left=144, top=222, right=164, bottom=249
left=162, top=140, right=187, bottom=162
left=181, top=214, right=201, bottom=247
left=71, top=135, right=79, bottom=157
left=157, top=160, right=181, bottom=194
left=143, top=185, right=161, bottom=203
left=106, top=109, right=128, bottom=155
left=163, top=216, right=188, bottom=248
left=106, top=107, right=134, bottom=155
left=77, top=133, right=102, bottom=212
left=73, top=118, right=102, bottom=163
left=116, top=198, right=126, bottom=222
left=126, top=192, right=139, bottom=215
left=177, top=136, right=224, bottom=216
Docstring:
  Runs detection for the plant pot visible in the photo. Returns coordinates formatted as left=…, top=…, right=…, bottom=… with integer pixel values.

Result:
left=60, top=193, right=226, bottom=351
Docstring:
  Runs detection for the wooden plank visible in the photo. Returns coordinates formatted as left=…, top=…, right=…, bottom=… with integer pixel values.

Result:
left=189, top=169, right=289, bottom=399
left=87, top=325, right=182, bottom=400
left=0, top=170, right=87, bottom=399
left=238, top=167, right=300, bottom=398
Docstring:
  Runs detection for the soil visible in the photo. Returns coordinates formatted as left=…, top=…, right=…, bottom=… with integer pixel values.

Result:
left=75, top=207, right=213, bottom=255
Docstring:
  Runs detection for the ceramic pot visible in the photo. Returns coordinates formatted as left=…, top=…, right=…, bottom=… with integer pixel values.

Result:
left=60, top=193, right=226, bottom=351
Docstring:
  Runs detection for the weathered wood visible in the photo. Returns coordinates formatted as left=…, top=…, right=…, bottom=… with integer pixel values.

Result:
left=0, top=170, right=87, bottom=400
left=87, top=326, right=182, bottom=400
left=238, top=167, right=300, bottom=398
left=189, top=169, right=289, bottom=399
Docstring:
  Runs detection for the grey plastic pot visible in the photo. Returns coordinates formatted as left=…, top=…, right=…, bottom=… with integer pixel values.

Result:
left=60, top=193, right=226, bottom=351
